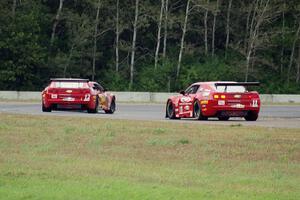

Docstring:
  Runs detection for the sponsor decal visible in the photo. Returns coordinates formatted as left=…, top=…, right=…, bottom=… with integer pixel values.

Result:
left=202, top=91, right=210, bottom=97
left=231, top=104, right=245, bottom=109
left=180, top=96, right=192, bottom=103
left=178, top=102, right=192, bottom=106
left=99, top=95, right=106, bottom=105
left=179, top=106, right=183, bottom=113
left=63, top=97, right=75, bottom=101
left=218, top=100, right=225, bottom=106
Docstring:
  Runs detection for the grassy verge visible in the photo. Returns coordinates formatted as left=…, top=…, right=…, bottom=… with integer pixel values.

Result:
left=0, top=114, right=299, bottom=200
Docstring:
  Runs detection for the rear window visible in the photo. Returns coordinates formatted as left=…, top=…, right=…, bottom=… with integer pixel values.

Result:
left=215, top=85, right=246, bottom=93
left=51, top=81, right=89, bottom=89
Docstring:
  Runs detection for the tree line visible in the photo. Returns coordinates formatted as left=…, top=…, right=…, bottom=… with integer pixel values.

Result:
left=0, top=0, right=300, bottom=93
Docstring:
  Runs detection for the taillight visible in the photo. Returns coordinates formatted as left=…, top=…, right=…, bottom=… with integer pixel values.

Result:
left=214, top=94, right=225, bottom=99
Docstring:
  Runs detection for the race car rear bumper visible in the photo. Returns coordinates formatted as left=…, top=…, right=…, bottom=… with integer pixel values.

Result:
left=43, top=97, right=97, bottom=110
left=201, top=104, right=260, bottom=117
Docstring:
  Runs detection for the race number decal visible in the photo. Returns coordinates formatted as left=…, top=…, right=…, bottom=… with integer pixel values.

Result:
left=84, top=94, right=90, bottom=101
left=251, top=99, right=258, bottom=107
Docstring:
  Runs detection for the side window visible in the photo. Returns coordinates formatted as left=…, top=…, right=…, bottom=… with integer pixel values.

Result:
left=95, top=83, right=104, bottom=92
left=99, top=84, right=104, bottom=92
left=93, top=84, right=100, bottom=91
left=185, top=85, right=199, bottom=94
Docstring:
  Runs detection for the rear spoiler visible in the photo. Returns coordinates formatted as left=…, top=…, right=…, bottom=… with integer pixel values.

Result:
left=50, top=78, right=89, bottom=82
left=215, top=82, right=260, bottom=87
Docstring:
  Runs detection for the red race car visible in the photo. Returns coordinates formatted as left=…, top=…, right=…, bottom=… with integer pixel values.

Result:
left=42, top=78, right=116, bottom=114
left=166, top=81, right=260, bottom=121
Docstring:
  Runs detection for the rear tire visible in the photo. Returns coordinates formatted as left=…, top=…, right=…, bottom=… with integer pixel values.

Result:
left=88, top=97, right=99, bottom=113
left=244, top=111, right=258, bottom=121
left=193, top=101, right=207, bottom=120
left=166, top=100, right=180, bottom=119
left=105, top=100, right=116, bottom=114
left=218, top=116, right=230, bottom=121
left=42, top=103, right=51, bottom=112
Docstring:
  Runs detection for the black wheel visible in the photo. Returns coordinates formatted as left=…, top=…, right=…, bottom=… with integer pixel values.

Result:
left=42, top=103, right=51, bottom=112
left=105, top=100, right=116, bottom=114
left=244, top=111, right=258, bottom=121
left=166, top=100, right=179, bottom=119
left=88, top=97, right=99, bottom=113
left=218, top=116, right=230, bottom=121
left=193, top=101, right=207, bottom=120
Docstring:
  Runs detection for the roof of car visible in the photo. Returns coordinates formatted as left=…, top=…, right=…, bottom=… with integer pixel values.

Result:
left=192, top=81, right=236, bottom=85
left=50, top=78, right=89, bottom=82
left=192, top=81, right=259, bottom=87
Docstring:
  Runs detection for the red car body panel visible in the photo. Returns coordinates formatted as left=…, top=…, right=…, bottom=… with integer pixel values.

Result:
left=42, top=78, right=115, bottom=112
left=166, top=81, right=260, bottom=119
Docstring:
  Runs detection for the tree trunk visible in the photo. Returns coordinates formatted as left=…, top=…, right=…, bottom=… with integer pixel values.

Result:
left=162, top=0, right=168, bottom=59
left=115, top=0, right=119, bottom=72
left=244, top=3, right=252, bottom=52
left=211, top=0, right=218, bottom=57
left=280, top=1, right=285, bottom=75
left=154, top=0, right=164, bottom=69
left=248, top=0, right=259, bottom=51
left=176, top=0, right=190, bottom=78
left=12, top=0, right=17, bottom=18
left=297, top=43, right=300, bottom=83
left=287, top=23, right=300, bottom=84
left=50, top=0, right=64, bottom=47
left=225, top=0, right=232, bottom=54
left=129, top=0, right=139, bottom=89
left=204, top=0, right=209, bottom=55
left=92, top=0, right=101, bottom=81
left=245, top=51, right=251, bottom=82
left=245, top=0, right=269, bottom=82
left=64, top=44, right=75, bottom=78
left=251, top=48, right=256, bottom=71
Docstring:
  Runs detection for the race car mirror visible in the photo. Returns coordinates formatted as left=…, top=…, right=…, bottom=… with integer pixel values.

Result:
left=179, top=90, right=185, bottom=95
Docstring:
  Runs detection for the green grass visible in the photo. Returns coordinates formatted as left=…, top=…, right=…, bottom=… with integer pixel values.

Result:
left=0, top=114, right=299, bottom=200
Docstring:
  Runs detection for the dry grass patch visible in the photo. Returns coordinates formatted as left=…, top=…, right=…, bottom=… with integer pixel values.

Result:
left=0, top=113, right=299, bottom=200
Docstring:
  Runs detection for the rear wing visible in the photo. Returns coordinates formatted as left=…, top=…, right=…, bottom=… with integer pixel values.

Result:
left=50, top=78, right=89, bottom=82
left=215, top=82, right=260, bottom=87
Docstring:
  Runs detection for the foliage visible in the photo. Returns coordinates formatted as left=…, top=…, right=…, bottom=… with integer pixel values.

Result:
left=0, top=0, right=300, bottom=93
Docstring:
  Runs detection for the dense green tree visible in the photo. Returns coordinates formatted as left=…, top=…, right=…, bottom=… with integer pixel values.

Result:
left=0, top=0, right=300, bottom=93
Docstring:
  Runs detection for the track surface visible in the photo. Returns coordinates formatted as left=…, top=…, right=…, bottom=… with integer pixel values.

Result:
left=1, top=102, right=300, bottom=129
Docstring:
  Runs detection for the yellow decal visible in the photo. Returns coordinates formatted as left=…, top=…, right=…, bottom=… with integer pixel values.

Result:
left=99, top=95, right=106, bottom=105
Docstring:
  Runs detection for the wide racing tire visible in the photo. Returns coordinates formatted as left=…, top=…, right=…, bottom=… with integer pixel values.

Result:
left=88, top=97, right=99, bottom=114
left=193, top=100, right=207, bottom=120
left=105, top=99, right=116, bottom=114
left=244, top=111, right=258, bottom=121
left=218, top=116, right=230, bottom=121
left=166, top=100, right=180, bottom=119
left=42, top=103, right=51, bottom=112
